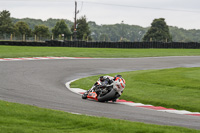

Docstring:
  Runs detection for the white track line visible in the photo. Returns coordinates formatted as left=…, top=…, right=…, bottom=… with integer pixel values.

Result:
left=0, top=57, right=92, bottom=61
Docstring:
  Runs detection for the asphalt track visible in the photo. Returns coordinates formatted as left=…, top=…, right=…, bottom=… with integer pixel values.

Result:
left=0, top=56, right=200, bottom=129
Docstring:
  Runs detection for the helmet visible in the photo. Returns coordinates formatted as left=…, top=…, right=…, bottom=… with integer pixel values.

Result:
left=115, top=75, right=122, bottom=78
left=100, top=76, right=105, bottom=82
left=114, top=75, right=122, bottom=81
left=114, top=75, right=125, bottom=84
left=113, top=78, right=125, bottom=95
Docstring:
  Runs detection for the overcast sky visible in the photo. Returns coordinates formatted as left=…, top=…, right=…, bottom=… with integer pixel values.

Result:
left=1, top=0, right=200, bottom=29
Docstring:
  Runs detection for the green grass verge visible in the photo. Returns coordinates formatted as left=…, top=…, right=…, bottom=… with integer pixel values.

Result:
left=71, top=67, right=200, bottom=112
left=0, top=100, right=199, bottom=133
left=0, top=45, right=200, bottom=58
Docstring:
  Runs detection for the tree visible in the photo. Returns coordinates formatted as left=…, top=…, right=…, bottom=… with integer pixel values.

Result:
left=119, top=38, right=130, bottom=42
left=33, top=25, right=50, bottom=41
left=52, top=20, right=71, bottom=40
left=99, top=33, right=110, bottom=41
left=14, top=21, right=32, bottom=40
left=72, top=15, right=91, bottom=40
left=142, top=18, right=172, bottom=42
left=0, top=10, right=14, bottom=38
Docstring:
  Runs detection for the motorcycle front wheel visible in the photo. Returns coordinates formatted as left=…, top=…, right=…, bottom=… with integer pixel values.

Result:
left=82, top=93, right=88, bottom=99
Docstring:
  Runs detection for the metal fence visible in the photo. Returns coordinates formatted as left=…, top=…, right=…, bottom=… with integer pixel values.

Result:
left=0, top=40, right=200, bottom=49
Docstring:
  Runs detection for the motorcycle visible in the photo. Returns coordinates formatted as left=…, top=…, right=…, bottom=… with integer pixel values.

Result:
left=82, top=78, right=125, bottom=102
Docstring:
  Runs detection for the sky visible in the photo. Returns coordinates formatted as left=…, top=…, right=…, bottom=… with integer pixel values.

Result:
left=1, top=0, right=200, bottom=30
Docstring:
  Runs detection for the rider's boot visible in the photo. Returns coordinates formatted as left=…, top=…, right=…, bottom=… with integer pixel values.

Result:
left=112, top=93, right=120, bottom=102
left=112, top=99, right=117, bottom=102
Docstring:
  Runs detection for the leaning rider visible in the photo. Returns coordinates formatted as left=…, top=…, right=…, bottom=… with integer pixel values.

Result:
left=88, top=75, right=113, bottom=92
left=85, top=75, right=125, bottom=102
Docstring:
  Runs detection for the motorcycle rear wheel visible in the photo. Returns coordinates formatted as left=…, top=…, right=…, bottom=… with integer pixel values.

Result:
left=97, top=89, right=116, bottom=102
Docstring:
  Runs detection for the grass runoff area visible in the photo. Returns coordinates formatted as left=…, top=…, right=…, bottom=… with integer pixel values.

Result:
left=0, top=100, right=199, bottom=133
left=1, top=45, right=200, bottom=132
left=0, top=45, right=200, bottom=58
left=71, top=67, right=200, bottom=113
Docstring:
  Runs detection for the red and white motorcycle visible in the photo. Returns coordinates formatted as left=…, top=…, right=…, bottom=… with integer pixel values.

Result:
left=82, top=78, right=125, bottom=102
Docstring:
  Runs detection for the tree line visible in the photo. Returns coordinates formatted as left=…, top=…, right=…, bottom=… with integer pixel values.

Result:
left=0, top=10, right=91, bottom=41
left=1, top=10, right=200, bottom=42
left=89, top=19, right=200, bottom=42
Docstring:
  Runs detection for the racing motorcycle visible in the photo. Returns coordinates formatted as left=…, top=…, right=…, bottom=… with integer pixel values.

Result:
left=82, top=78, right=125, bottom=102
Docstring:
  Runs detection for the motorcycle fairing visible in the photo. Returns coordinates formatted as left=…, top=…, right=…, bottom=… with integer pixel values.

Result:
left=87, top=92, right=98, bottom=100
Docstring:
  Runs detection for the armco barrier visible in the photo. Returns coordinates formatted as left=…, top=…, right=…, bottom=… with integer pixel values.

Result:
left=0, top=41, right=200, bottom=49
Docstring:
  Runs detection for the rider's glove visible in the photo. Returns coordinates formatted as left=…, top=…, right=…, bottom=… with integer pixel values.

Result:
left=94, top=82, right=98, bottom=85
left=108, top=80, right=113, bottom=84
left=100, top=85, right=106, bottom=88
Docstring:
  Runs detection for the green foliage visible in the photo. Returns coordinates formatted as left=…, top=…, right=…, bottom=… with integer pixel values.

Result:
left=11, top=17, right=200, bottom=42
left=143, top=18, right=172, bottom=42
left=120, top=37, right=130, bottom=42
left=71, top=67, right=200, bottom=112
left=12, top=18, right=73, bottom=30
left=89, top=22, right=146, bottom=42
left=52, top=20, right=71, bottom=40
left=72, top=15, right=92, bottom=40
left=0, top=10, right=14, bottom=38
left=1, top=10, right=200, bottom=42
left=99, top=33, right=110, bottom=41
left=14, top=21, right=32, bottom=39
left=169, top=26, right=200, bottom=42
left=33, top=25, right=50, bottom=40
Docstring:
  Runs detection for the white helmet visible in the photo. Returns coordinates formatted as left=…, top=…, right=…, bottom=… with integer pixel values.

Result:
left=113, top=78, right=125, bottom=95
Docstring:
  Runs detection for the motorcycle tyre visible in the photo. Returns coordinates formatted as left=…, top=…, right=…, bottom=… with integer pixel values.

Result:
left=97, top=89, right=116, bottom=102
left=82, top=93, right=88, bottom=99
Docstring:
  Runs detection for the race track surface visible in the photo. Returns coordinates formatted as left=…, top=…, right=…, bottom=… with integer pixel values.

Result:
left=0, top=56, right=200, bottom=129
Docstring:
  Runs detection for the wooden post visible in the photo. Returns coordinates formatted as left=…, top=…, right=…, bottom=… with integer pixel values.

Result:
left=10, top=34, right=12, bottom=41
left=23, top=34, right=25, bottom=41
left=35, top=35, right=37, bottom=42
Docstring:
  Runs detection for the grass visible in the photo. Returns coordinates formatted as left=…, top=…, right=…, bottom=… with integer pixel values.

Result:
left=0, top=45, right=200, bottom=58
left=71, top=67, right=200, bottom=112
left=0, top=100, right=199, bottom=133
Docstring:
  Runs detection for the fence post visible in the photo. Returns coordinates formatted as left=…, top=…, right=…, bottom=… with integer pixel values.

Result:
left=35, top=35, right=37, bottom=42
left=23, top=34, right=25, bottom=41
left=10, top=34, right=12, bottom=41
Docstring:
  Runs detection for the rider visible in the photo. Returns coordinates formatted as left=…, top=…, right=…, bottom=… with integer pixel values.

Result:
left=87, top=75, right=113, bottom=93
left=85, top=75, right=125, bottom=102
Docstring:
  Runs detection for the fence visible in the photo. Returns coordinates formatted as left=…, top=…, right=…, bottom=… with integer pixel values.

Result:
left=0, top=40, right=200, bottom=49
